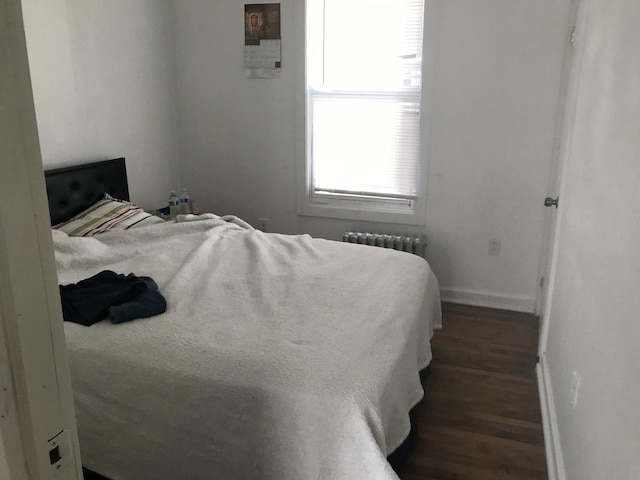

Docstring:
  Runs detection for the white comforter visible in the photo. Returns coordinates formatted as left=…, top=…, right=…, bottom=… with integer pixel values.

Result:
left=53, top=214, right=441, bottom=480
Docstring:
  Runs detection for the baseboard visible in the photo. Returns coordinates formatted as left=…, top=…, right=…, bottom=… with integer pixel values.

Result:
left=439, top=288, right=536, bottom=313
left=537, top=356, right=565, bottom=480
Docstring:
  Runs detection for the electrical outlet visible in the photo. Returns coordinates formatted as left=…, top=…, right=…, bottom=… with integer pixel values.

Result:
left=488, top=239, right=501, bottom=256
left=570, top=371, right=580, bottom=409
left=258, top=217, right=269, bottom=232
left=47, top=430, right=71, bottom=478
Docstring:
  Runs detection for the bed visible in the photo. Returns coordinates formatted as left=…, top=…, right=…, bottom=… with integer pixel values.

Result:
left=45, top=158, right=442, bottom=480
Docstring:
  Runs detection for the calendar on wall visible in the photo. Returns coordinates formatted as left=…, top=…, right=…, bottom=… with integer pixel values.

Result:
left=244, top=3, right=281, bottom=78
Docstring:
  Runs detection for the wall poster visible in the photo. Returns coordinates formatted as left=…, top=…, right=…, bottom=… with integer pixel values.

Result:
left=244, top=3, right=281, bottom=78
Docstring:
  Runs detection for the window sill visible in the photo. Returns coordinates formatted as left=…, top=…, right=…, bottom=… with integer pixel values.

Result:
left=297, top=199, right=425, bottom=226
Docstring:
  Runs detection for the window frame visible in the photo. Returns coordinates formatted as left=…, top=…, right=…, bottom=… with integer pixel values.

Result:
left=295, top=0, right=432, bottom=226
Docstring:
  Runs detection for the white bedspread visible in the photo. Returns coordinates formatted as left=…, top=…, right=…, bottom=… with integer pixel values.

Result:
left=53, top=215, right=441, bottom=480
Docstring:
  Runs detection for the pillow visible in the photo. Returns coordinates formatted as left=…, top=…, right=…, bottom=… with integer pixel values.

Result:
left=54, top=194, right=164, bottom=236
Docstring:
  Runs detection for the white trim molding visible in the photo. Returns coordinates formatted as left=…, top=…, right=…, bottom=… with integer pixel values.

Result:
left=439, top=288, right=536, bottom=313
left=537, top=355, right=566, bottom=480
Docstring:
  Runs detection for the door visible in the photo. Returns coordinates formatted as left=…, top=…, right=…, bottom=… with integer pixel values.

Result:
left=537, top=0, right=586, bottom=356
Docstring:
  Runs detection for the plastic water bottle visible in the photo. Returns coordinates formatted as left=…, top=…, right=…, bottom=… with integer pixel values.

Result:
left=179, top=187, right=190, bottom=215
left=168, top=191, right=180, bottom=219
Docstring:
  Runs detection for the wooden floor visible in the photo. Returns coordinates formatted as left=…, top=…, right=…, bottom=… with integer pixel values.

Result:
left=396, top=303, right=547, bottom=480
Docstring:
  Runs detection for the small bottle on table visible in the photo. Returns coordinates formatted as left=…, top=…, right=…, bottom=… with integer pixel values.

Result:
left=179, top=188, right=190, bottom=214
left=168, top=191, right=180, bottom=219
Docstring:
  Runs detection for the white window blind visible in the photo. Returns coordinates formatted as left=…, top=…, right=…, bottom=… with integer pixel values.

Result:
left=307, top=0, right=425, bottom=202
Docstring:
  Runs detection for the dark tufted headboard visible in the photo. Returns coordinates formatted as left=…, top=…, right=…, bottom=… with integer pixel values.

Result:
left=44, top=158, right=130, bottom=226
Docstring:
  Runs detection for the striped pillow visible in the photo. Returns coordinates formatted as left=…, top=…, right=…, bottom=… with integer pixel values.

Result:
left=54, top=195, right=164, bottom=236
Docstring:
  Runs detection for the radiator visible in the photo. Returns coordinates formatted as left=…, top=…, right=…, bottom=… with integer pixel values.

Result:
left=342, top=232, right=426, bottom=258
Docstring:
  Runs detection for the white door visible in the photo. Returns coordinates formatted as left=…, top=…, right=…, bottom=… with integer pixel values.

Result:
left=0, top=1, right=82, bottom=479
left=536, top=0, right=586, bottom=356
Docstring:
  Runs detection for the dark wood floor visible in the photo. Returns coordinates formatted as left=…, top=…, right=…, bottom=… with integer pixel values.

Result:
left=396, top=303, right=547, bottom=480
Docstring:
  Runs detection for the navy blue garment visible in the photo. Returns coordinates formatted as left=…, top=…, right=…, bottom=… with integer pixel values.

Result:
left=59, top=270, right=166, bottom=326
left=109, top=276, right=167, bottom=324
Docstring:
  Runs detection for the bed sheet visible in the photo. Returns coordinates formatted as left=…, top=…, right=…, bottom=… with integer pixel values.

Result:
left=53, top=214, right=441, bottom=480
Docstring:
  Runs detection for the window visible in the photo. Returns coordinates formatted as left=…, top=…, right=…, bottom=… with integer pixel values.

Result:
left=299, top=0, right=426, bottom=224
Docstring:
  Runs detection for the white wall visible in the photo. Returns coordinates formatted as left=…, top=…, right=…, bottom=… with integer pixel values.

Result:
left=22, top=0, right=180, bottom=210
left=19, top=0, right=573, bottom=310
left=175, top=0, right=572, bottom=311
left=543, top=0, right=640, bottom=478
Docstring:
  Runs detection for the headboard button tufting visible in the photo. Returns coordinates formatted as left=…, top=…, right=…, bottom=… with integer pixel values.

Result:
left=44, top=158, right=128, bottom=225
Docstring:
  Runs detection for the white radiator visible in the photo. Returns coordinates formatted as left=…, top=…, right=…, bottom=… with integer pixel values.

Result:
left=342, top=232, right=426, bottom=258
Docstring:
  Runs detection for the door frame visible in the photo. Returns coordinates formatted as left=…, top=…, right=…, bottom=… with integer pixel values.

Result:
left=0, top=1, right=82, bottom=478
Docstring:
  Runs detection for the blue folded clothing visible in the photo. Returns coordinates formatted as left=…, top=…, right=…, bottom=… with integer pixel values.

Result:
left=109, top=276, right=167, bottom=324
left=59, top=270, right=167, bottom=326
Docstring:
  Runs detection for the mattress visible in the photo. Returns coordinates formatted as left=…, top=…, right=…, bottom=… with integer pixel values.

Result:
left=53, top=214, right=441, bottom=480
